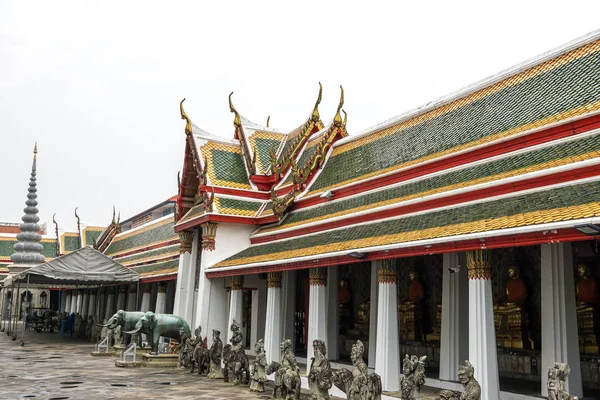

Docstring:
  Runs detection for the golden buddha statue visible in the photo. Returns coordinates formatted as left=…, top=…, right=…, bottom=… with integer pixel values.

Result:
left=338, top=279, right=353, bottom=335
left=576, top=264, right=600, bottom=355
left=348, top=300, right=370, bottom=337
left=494, top=266, right=529, bottom=349
left=398, top=271, right=425, bottom=342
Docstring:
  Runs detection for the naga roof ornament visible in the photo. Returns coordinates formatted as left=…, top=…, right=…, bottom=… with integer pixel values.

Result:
left=270, top=82, right=324, bottom=176
left=229, top=92, right=256, bottom=175
left=266, top=115, right=270, bottom=128
left=180, top=98, right=193, bottom=135
left=293, top=86, right=348, bottom=187
left=271, top=186, right=297, bottom=216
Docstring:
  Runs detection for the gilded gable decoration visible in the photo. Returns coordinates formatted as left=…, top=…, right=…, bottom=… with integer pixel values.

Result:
left=180, top=98, right=193, bottom=135
left=270, top=83, right=324, bottom=175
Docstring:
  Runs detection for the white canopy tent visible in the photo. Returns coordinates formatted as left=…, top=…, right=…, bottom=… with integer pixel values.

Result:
left=1, top=246, right=138, bottom=345
left=3, top=246, right=139, bottom=287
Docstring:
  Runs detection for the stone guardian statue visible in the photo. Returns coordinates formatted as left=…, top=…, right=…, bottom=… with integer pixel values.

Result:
left=400, top=354, right=427, bottom=400
left=309, top=339, right=333, bottom=400
left=207, top=329, right=224, bottom=379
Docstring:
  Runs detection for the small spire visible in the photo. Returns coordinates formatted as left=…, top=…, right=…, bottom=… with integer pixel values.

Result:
left=75, top=207, right=82, bottom=249
left=11, top=144, right=45, bottom=265
left=266, top=115, right=270, bottom=128
left=112, top=205, right=116, bottom=224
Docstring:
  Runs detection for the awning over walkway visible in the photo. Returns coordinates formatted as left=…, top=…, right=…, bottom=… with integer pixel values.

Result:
left=3, top=246, right=139, bottom=287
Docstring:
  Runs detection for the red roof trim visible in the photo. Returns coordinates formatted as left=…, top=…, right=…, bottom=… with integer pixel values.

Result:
left=207, top=228, right=591, bottom=278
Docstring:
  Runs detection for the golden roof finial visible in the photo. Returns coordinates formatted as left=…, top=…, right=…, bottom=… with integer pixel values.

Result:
left=112, top=205, right=116, bottom=224
left=180, top=98, right=192, bottom=135
left=266, top=115, right=270, bottom=128
left=342, top=109, right=347, bottom=126
left=117, top=212, right=121, bottom=224
left=229, top=92, right=241, bottom=128
left=34, top=142, right=38, bottom=160
left=333, top=86, right=345, bottom=127
left=311, top=82, right=323, bottom=122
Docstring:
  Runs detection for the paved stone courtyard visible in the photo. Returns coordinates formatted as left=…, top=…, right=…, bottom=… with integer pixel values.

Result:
left=0, top=326, right=302, bottom=400
left=0, top=325, right=444, bottom=400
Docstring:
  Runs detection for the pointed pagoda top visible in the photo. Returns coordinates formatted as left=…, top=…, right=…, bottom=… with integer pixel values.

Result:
left=10, top=143, right=45, bottom=266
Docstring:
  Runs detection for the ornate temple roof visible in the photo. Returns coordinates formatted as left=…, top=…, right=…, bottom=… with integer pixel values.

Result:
left=198, top=30, right=600, bottom=276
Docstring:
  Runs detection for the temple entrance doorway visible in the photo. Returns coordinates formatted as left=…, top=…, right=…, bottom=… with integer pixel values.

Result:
left=293, top=269, right=309, bottom=355
left=397, top=255, right=442, bottom=376
left=338, top=262, right=371, bottom=363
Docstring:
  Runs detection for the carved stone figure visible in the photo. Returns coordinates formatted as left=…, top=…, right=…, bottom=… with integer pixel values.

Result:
left=85, top=316, right=94, bottom=341
left=249, top=339, right=268, bottom=392
left=266, top=339, right=301, bottom=400
left=401, top=354, right=427, bottom=400
left=332, top=340, right=382, bottom=400
left=179, top=327, right=193, bottom=368
left=123, top=311, right=191, bottom=355
left=398, top=271, right=425, bottom=341
left=74, top=313, right=82, bottom=337
left=548, top=362, right=578, bottom=400
left=113, top=324, right=122, bottom=347
left=191, top=336, right=210, bottom=375
left=494, top=266, right=529, bottom=349
left=309, top=339, right=333, bottom=400
left=576, top=264, right=600, bottom=355
left=222, top=319, right=250, bottom=385
left=100, top=319, right=109, bottom=341
left=438, top=361, right=481, bottom=400
left=207, top=329, right=224, bottom=379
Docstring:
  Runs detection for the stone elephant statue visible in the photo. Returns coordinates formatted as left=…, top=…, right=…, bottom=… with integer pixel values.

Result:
left=99, top=310, right=145, bottom=346
left=124, top=311, right=190, bottom=355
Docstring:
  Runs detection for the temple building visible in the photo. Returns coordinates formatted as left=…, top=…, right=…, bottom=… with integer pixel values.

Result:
left=171, top=30, right=600, bottom=400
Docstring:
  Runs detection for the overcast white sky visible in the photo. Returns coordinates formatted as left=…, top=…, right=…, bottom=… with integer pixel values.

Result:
left=1, top=1, right=599, bottom=233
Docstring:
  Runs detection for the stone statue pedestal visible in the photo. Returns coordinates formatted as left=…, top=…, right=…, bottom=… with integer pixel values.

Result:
left=141, top=353, right=179, bottom=368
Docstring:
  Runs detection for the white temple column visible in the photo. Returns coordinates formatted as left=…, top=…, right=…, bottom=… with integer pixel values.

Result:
left=140, top=284, right=151, bottom=312
left=116, top=285, right=127, bottom=311
left=327, top=266, right=339, bottom=361
left=87, top=291, right=96, bottom=320
left=541, top=243, right=583, bottom=398
left=375, top=259, right=400, bottom=392
left=227, top=276, right=244, bottom=345
left=75, top=290, right=82, bottom=314
left=173, top=230, right=197, bottom=322
left=65, top=292, right=72, bottom=314
left=466, top=250, right=499, bottom=400
left=368, top=261, right=379, bottom=369
left=440, top=252, right=469, bottom=381
left=81, top=290, right=90, bottom=318
left=155, top=282, right=167, bottom=314
left=104, top=287, right=116, bottom=320
left=281, top=270, right=296, bottom=342
left=264, top=272, right=282, bottom=364
left=307, top=268, right=328, bottom=365
left=126, top=284, right=137, bottom=311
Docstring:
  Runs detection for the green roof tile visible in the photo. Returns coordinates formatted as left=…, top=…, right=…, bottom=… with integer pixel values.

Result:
left=211, top=149, right=249, bottom=185
left=105, top=221, right=176, bottom=256
left=228, top=180, right=600, bottom=262
left=310, top=49, right=600, bottom=192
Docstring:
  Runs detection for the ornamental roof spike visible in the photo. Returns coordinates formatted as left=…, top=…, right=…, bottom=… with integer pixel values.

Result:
left=311, top=82, right=323, bottom=122
left=52, top=213, right=60, bottom=257
left=333, top=85, right=345, bottom=127
left=266, top=115, right=270, bottom=128
left=112, top=205, right=116, bottom=224
left=180, top=98, right=193, bottom=135
left=229, top=92, right=241, bottom=128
